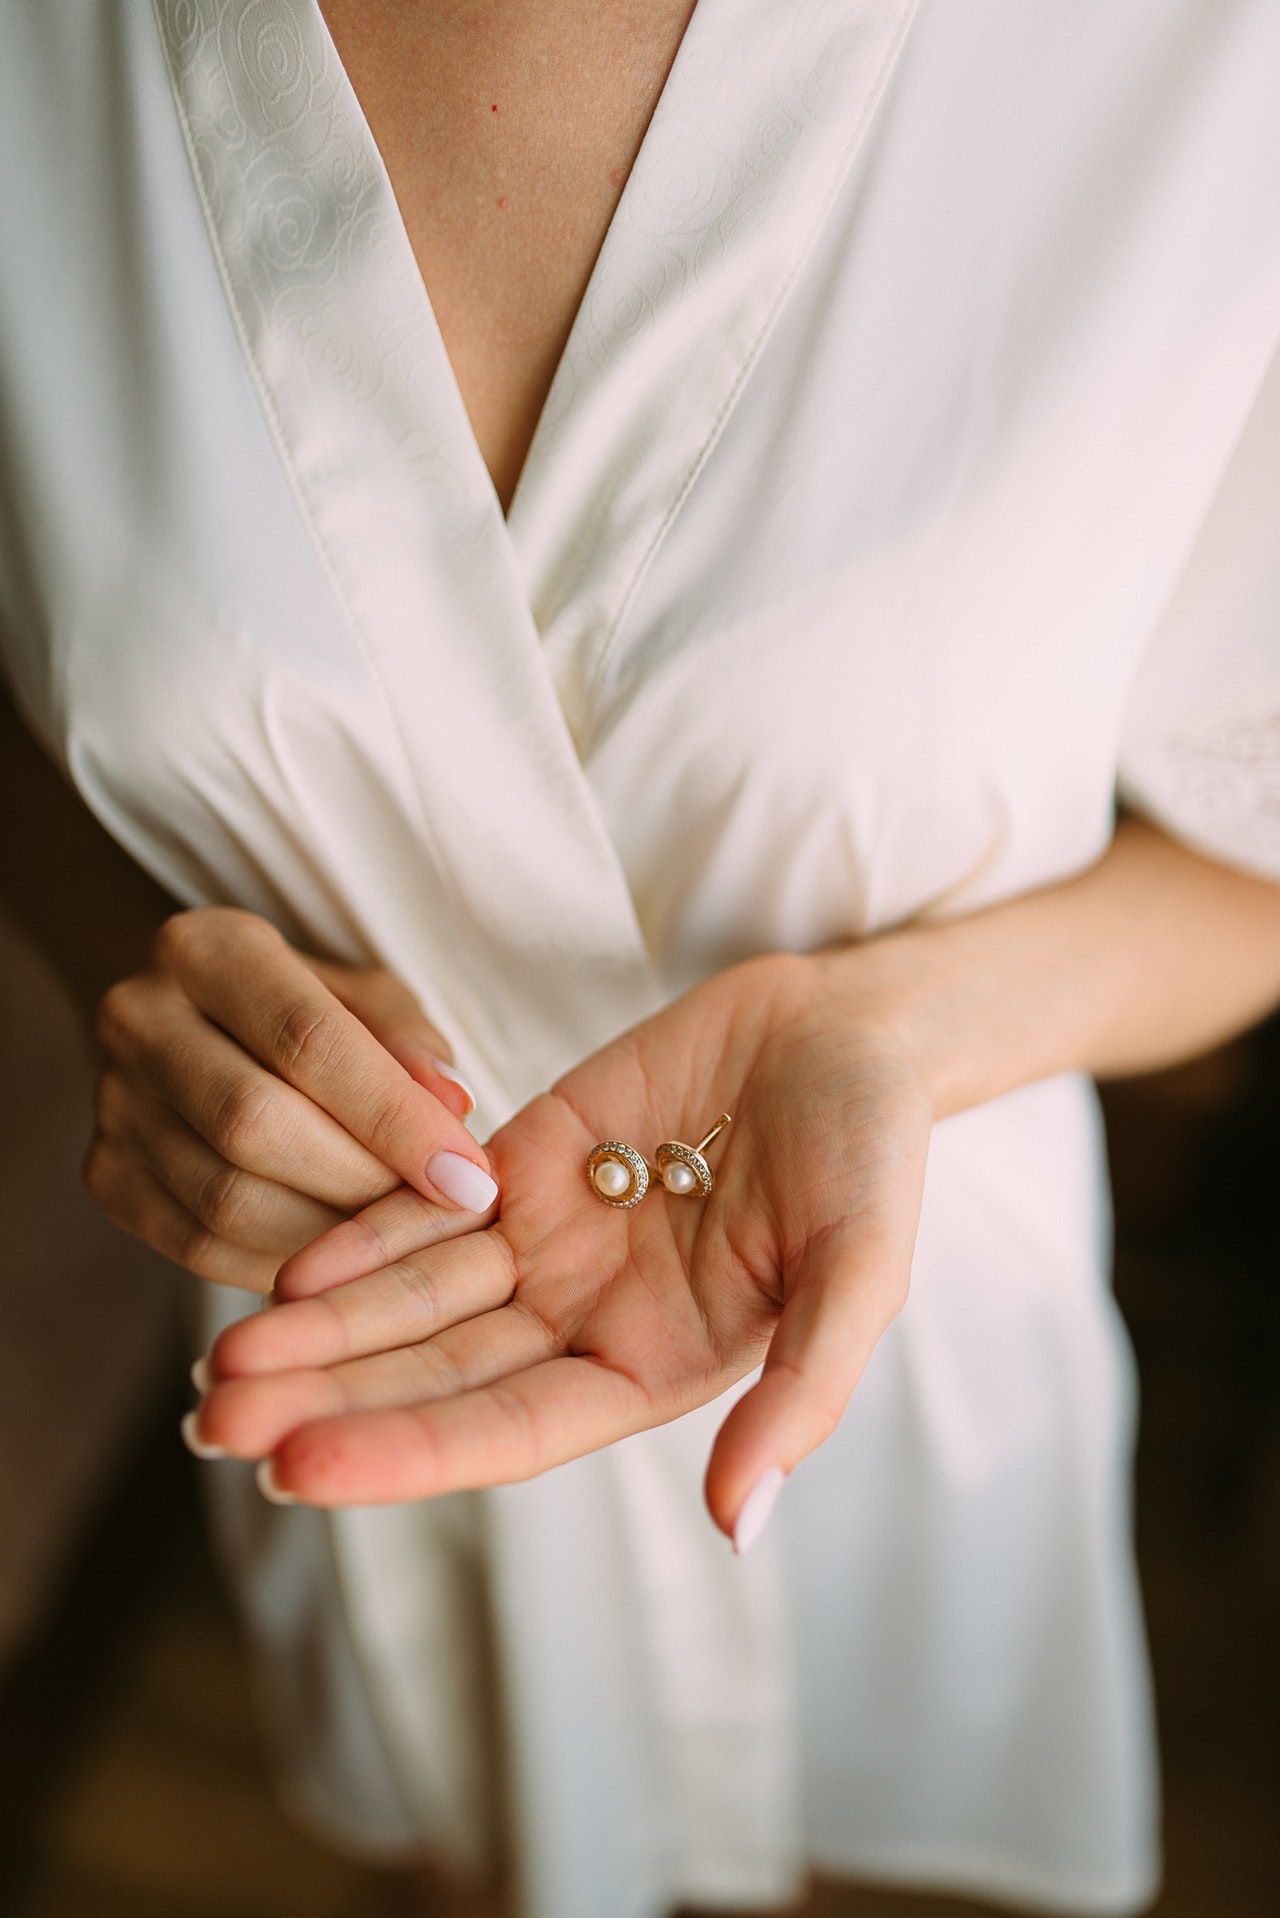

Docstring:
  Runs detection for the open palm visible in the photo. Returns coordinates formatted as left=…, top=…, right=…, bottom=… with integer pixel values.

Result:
left=198, top=955, right=933, bottom=1536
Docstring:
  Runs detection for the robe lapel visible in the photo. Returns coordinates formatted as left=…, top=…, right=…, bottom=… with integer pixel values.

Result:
left=153, top=0, right=659, bottom=1099
left=509, top=0, right=921, bottom=743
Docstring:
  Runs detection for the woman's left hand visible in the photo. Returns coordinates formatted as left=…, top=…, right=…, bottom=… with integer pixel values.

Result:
left=190, top=951, right=933, bottom=1543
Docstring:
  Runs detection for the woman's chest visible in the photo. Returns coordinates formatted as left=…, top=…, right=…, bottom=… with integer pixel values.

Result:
left=317, top=0, right=695, bottom=510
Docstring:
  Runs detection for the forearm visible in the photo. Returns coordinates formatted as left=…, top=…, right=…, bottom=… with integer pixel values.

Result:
left=824, top=814, right=1280, bottom=1119
left=0, top=684, right=177, bottom=1022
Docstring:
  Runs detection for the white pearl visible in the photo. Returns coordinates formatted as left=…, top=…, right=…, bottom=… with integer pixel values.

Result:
left=662, top=1160, right=698, bottom=1194
left=592, top=1156, right=632, bottom=1198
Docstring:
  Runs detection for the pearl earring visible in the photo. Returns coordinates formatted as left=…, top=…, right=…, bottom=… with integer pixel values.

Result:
left=655, top=1114, right=731, bottom=1197
left=585, top=1140, right=650, bottom=1208
left=586, top=1115, right=732, bottom=1208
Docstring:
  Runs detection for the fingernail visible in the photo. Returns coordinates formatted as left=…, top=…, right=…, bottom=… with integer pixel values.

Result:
left=256, top=1458, right=299, bottom=1505
left=429, top=1056, right=476, bottom=1115
left=733, top=1467, right=785, bottom=1554
left=426, top=1150, right=498, bottom=1212
left=181, top=1410, right=228, bottom=1461
left=190, top=1355, right=212, bottom=1395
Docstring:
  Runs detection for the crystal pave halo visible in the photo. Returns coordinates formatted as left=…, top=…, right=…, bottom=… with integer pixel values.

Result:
left=585, top=1140, right=650, bottom=1208
left=654, top=1113, right=731, bottom=1196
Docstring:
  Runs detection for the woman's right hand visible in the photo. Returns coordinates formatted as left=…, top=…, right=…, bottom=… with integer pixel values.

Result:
left=85, top=907, right=498, bottom=1292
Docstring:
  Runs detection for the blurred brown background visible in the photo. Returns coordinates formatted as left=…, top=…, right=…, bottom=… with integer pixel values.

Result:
left=0, top=902, right=1276, bottom=1918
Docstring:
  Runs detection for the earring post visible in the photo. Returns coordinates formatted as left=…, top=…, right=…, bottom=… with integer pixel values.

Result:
left=694, top=1114, right=731, bottom=1154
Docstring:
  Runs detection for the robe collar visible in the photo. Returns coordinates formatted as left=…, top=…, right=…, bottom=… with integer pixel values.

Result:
left=152, top=0, right=916, bottom=1088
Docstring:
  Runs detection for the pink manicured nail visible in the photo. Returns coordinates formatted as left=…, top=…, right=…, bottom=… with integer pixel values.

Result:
left=426, top=1150, right=498, bottom=1212
left=180, top=1410, right=227, bottom=1461
left=256, top=1458, right=299, bottom=1506
left=190, top=1355, right=212, bottom=1395
left=429, top=1056, right=476, bottom=1115
left=733, top=1467, right=785, bottom=1554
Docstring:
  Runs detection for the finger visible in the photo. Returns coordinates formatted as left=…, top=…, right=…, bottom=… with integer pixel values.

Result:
left=100, top=987, right=400, bottom=1209
left=261, top=1356, right=655, bottom=1506
left=116, top=1086, right=344, bottom=1253
left=194, top=1299, right=557, bottom=1458
left=274, top=1179, right=499, bottom=1300
left=306, top=958, right=476, bottom=1121
left=158, top=912, right=496, bottom=1210
left=212, top=1231, right=518, bottom=1377
left=704, top=1216, right=915, bottom=1547
left=85, top=1138, right=280, bottom=1292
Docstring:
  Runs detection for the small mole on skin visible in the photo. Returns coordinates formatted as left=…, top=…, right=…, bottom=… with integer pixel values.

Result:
left=496, top=195, right=509, bottom=210
left=491, top=102, right=499, bottom=112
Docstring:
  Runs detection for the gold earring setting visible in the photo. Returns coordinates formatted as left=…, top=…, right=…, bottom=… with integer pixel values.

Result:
left=585, top=1140, right=650, bottom=1208
left=586, top=1114, right=730, bottom=1207
left=655, top=1114, right=731, bottom=1196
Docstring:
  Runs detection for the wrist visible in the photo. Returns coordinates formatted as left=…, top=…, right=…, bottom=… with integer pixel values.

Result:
left=807, top=934, right=963, bottom=1117
left=720, top=944, right=957, bottom=1118
left=715, top=912, right=1054, bottom=1125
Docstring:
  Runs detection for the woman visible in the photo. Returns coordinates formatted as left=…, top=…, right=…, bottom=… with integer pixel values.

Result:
left=3, top=2, right=1280, bottom=1913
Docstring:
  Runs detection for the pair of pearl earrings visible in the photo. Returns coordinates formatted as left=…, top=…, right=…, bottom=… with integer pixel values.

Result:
left=586, top=1114, right=731, bottom=1209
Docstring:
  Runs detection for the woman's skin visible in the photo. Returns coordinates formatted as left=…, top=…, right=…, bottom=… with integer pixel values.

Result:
left=320, top=0, right=699, bottom=510
left=90, top=911, right=495, bottom=1289
left=103, top=817, right=1280, bottom=1543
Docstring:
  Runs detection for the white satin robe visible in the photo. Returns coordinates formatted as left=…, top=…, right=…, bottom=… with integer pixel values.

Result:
left=3, top=3, right=1280, bottom=1914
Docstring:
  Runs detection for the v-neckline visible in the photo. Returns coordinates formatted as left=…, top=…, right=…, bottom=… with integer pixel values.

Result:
left=310, top=0, right=704, bottom=533
left=158, top=0, right=918, bottom=700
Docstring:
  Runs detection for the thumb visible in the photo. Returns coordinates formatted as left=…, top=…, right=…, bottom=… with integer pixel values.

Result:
left=307, top=958, right=476, bottom=1122
left=704, top=1210, right=919, bottom=1552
